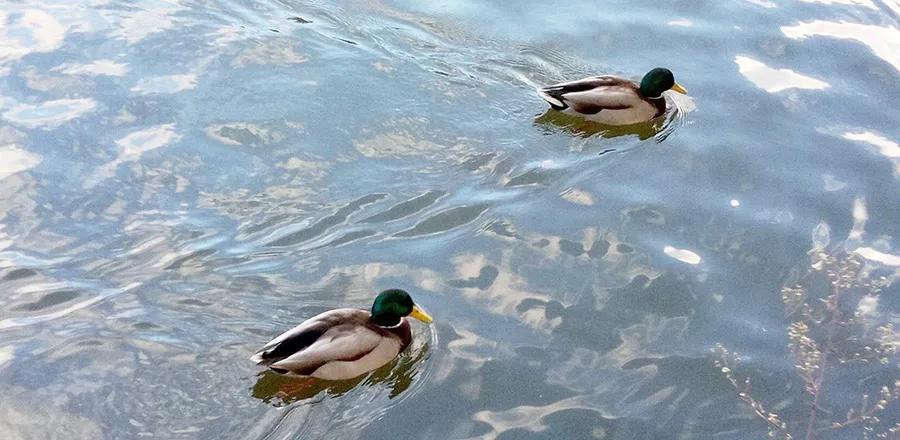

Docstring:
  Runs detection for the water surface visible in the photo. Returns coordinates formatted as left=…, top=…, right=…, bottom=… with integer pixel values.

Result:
left=2, top=0, right=900, bottom=438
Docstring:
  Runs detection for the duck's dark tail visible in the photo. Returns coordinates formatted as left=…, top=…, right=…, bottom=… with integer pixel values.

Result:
left=537, top=88, right=568, bottom=111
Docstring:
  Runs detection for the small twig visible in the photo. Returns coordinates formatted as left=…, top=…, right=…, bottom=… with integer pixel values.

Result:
left=806, top=274, right=844, bottom=439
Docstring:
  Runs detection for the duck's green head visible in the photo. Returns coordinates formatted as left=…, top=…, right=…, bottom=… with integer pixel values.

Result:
left=371, top=289, right=433, bottom=327
left=639, top=68, right=687, bottom=98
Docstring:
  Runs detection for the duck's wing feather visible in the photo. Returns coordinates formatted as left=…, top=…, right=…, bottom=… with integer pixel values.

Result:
left=269, top=324, right=387, bottom=375
left=250, top=308, right=369, bottom=366
left=539, top=76, right=639, bottom=114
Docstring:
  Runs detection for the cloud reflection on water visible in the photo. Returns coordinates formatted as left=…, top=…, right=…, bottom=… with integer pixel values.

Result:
left=3, top=98, right=97, bottom=129
left=0, top=144, right=41, bottom=182
left=782, top=20, right=900, bottom=72
left=54, top=60, right=129, bottom=77
left=84, top=124, right=181, bottom=189
left=843, top=130, right=900, bottom=177
left=0, top=10, right=66, bottom=75
left=131, top=74, right=197, bottom=94
left=735, top=55, right=829, bottom=92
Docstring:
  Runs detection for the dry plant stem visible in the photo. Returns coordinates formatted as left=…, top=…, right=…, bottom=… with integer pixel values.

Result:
left=806, top=280, right=841, bottom=440
left=714, top=345, right=793, bottom=439
left=821, top=395, right=870, bottom=431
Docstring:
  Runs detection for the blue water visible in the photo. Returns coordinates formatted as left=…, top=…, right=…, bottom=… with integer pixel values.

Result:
left=1, top=0, right=900, bottom=438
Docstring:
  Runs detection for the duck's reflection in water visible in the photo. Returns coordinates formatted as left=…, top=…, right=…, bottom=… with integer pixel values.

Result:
left=251, top=342, right=430, bottom=406
left=534, top=111, right=667, bottom=141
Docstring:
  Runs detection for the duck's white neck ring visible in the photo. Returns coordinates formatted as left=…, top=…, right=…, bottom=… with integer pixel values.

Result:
left=377, top=317, right=406, bottom=329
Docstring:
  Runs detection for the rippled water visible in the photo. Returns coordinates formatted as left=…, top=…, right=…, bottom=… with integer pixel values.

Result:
left=2, top=0, right=900, bottom=438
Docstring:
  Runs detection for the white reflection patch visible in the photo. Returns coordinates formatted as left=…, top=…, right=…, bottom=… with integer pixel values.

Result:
left=857, top=295, right=879, bottom=317
left=797, top=0, right=876, bottom=9
left=843, top=131, right=900, bottom=177
left=0, top=346, right=14, bottom=368
left=0, top=145, right=41, bottom=181
left=0, top=10, right=67, bottom=74
left=103, top=0, right=185, bottom=44
left=735, top=56, right=829, bottom=92
left=746, top=0, right=777, bottom=8
left=560, top=188, right=595, bottom=206
left=844, top=131, right=900, bottom=158
left=668, top=19, right=693, bottom=27
left=473, top=395, right=595, bottom=440
left=84, top=124, right=181, bottom=188
left=782, top=21, right=900, bottom=72
left=854, top=247, right=900, bottom=266
left=663, top=246, right=702, bottom=265
left=822, top=174, right=847, bottom=191
left=2, top=98, right=96, bottom=129
left=131, top=74, right=197, bottom=94
left=55, top=59, right=128, bottom=77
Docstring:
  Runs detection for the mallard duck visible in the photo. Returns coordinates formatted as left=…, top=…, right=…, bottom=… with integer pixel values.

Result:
left=250, top=289, right=433, bottom=380
left=538, top=67, right=687, bottom=125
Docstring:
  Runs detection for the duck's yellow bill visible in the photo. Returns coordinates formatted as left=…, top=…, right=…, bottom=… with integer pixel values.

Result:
left=410, top=305, right=433, bottom=323
left=671, top=83, right=688, bottom=94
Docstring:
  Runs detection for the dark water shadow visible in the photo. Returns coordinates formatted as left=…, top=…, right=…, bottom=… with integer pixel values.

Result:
left=250, top=342, right=430, bottom=407
left=357, top=190, right=447, bottom=224
left=447, top=265, right=499, bottom=289
left=265, top=194, right=386, bottom=247
left=393, top=204, right=490, bottom=238
left=11, top=290, right=82, bottom=312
